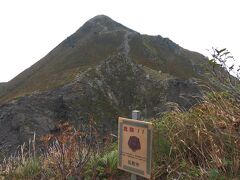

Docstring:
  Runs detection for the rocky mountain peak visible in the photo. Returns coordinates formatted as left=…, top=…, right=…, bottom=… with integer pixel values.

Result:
left=78, top=14, right=135, bottom=34
left=0, top=15, right=214, bottom=153
left=88, top=15, right=114, bottom=23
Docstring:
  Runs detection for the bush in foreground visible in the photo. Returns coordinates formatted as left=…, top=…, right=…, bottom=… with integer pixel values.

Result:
left=0, top=121, right=119, bottom=179
left=153, top=92, right=240, bottom=179
left=0, top=92, right=239, bottom=179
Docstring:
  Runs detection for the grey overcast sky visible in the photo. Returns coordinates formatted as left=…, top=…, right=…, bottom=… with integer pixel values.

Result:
left=0, top=0, right=239, bottom=82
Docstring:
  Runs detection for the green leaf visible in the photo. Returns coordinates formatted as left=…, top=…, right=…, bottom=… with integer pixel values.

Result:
left=217, top=48, right=227, bottom=55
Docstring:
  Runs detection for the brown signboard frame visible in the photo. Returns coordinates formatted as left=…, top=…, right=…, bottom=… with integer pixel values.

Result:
left=118, top=117, right=153, bottom=179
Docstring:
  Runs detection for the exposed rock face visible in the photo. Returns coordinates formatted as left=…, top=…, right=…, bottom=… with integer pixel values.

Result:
left=0, top=15, right=207, bottom=104
left=0, top=15, right=210, bottom=153
left=0, top=55, right=202, bottom=152
left=0, top=83, right=7, bottom=98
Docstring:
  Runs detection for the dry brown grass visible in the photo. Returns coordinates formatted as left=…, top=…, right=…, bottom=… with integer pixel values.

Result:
left=1, top=91, right=239, bottom=179
left=0, top=119, right=118, bottom=179
left=153, top=92, right=240, bottom=179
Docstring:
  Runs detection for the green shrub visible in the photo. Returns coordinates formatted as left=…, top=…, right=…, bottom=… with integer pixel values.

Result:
left=12, top=158, right=41, bottom=179
left=208, top=168, right=224, bottom=180
left=85, top=148, right=119, bottom=179
left=97, top=150, right=118, bottom=178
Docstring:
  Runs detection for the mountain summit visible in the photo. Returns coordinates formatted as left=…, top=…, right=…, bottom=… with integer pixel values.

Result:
left=78, top=15, right=134, bottom=33
left=0, top=15, right=205, bottom=103
left=0, top=15, right=209, bottom=152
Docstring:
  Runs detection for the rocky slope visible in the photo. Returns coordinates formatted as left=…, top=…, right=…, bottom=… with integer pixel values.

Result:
left=0, top=83, right=7, bottom=97
left=0, top=15, right=206, bottom=152
left=0, top=15, right=207, bottom=103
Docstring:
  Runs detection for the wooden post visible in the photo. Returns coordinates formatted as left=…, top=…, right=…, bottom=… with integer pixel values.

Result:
left=131, top=174, right=137, bottom=180
left=131, top=110, right=141, bottom=180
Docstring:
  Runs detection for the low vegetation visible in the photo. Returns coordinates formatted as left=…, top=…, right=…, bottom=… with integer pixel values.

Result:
left=0, top=121, right=119, bottom=179
left=0, top=91, right=239, bottom=179
left=153, top=91, right=240, bottom=179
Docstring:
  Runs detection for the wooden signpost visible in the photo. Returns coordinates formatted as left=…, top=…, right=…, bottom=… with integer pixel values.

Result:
left=118, top=111, right=153, bottom=179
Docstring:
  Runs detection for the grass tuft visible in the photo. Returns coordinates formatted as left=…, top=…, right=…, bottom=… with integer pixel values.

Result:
left=153, top=92, right=240, bottom=179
